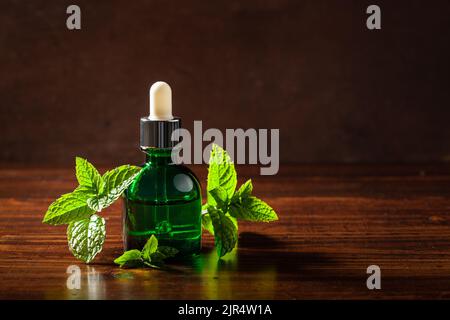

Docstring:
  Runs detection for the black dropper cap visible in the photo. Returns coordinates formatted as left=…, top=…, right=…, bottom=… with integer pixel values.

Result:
left=140, top=117, right=181, bottom=149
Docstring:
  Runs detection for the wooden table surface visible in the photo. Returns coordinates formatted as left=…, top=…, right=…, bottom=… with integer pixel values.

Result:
left=1, top=164, right=450, bottom=300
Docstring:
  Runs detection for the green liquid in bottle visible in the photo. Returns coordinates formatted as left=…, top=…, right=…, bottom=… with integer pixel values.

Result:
left=123, top=148, right=202, bottom=255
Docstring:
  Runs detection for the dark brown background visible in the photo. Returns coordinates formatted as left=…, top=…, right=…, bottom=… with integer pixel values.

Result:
left=1, top=0, right=450, bottom=166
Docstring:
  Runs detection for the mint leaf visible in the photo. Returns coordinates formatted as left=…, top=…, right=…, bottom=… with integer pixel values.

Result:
left=43, top=188, right=95, bottom=225
left=86, top=196, right=108, bottom=212
left=102, top=165, right=141, bottom=195
left=209, top=207, right=238, bottom=257
left=228, top=214, right=238, bottom=229
left=74, top=185, right=97, bottom=197
left=114, top=235, right=178, bottom=269
left=235, top=179, right=253, bottom=199
left=207, top=144, right=237, bottom=206
left=87, top=165, right=141, bottom=212
left=75, top=157, right=103, bottom=194
left=149, top=251, right=167, bottom=266
left=202, top=212, right=215, bottom=235
left=114, top=249, right=143, bottom=268
left=67, top=214, right=106, bottom=263
left=142, top=234, right=158, bottom=261
left=209, top=188, right=227, bottom=208
left=157, top=246, right=179, bottom=258
left=230, top=196, right=278, bottom=222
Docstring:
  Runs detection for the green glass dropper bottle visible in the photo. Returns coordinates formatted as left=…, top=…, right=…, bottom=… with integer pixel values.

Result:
left=123, top=81, right=202, bottom=255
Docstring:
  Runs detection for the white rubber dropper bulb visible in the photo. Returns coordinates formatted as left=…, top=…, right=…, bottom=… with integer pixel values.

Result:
left=149, top=81, right=173, bottom=120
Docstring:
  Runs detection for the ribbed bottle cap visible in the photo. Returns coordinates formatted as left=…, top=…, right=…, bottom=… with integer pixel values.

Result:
left=140, top=117, right=181, bottom=149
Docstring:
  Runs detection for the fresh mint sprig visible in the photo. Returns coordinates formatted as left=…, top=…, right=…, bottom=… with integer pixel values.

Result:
left=202, top=144, right=278, bottom=258
left=114, top=235, right=178, bottom=268
left=42, top=157, right=141, bottom=263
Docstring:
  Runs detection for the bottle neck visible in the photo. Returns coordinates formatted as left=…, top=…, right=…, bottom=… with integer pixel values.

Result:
left=144, top=148, right=174, bottom=165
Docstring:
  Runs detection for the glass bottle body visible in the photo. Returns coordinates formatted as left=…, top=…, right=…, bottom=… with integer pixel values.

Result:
left=123, top=148, right=202, bottom=255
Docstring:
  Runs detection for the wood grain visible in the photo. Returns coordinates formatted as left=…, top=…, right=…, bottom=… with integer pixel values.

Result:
left=1, top=164, right=450, bottom=299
